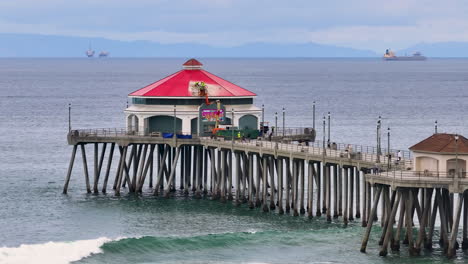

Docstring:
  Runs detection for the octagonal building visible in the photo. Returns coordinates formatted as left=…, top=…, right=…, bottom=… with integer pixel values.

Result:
left=125, top=59, right=261, bottom=136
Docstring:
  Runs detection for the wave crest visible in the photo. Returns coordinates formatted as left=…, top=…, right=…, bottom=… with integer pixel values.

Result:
left=0, top=237, right=119, bottom=264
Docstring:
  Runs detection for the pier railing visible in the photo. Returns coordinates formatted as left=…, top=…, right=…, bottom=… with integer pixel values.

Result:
left=69, top=128, right=413, bottom=168
left=371, top=170, right=466, bottom=181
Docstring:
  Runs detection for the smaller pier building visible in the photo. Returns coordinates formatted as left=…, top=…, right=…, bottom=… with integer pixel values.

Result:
left=363, top=133, right=468, bottom=258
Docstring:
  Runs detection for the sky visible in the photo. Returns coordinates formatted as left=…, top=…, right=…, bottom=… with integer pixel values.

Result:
left=1, top=0, right=468, bottom=52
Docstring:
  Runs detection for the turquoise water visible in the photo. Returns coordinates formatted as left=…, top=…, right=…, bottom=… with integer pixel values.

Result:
left=1, top=58, right=468, bottom=263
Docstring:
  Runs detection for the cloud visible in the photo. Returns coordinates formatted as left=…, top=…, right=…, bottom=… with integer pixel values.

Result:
left=0, top=0, right=468, bottom=51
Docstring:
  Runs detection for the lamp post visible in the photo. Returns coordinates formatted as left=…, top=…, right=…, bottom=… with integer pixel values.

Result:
left=327, top=112, right=331, bottom=146
left=376, top=116, right=381, bottom=163
left=312, top=101, right=316, bottom=131
left=387, top=127, right=391, bottom=168
left=275, top=112, right=278, bottom=137
left=282, top=107, right=285, bottom=137
left=261, top=104, right=265, bottom=136
left=322, top=116, right=326, bottom=155
left=232, top=108, right=235, bottom=143
left=173, top=105, right=177, bottom=136
left=455, top=134, right=459, bottom=178
left=68, top=103, right=71, bottom=133
left=435, top=120, right=438, bottom=134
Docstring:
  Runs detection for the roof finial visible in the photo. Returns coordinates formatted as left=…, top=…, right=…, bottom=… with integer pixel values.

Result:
left=183, top=58, right=203, bottom=70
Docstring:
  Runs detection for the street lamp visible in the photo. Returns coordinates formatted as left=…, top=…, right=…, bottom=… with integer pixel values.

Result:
left=275, top=112, right=278, bottom=137
left=435, top=120, right=438, bottom=134
left=232, top=108, right=235, bottom=143
left=376, top=116, right=381, bottom=163
left=455, top=134, right=459, bottom=178
left=322, top=116, right=326, bottom=155
left=282, top=107, right=285, bottom=137
left=68, top=103, right=71, bottom=133
left=173, top=105, right=177, bottom=136
left=261, top=104, right=265, bottom=136
left=327, top=112, right=331, bottom=146
left=312, top=101, right=316, bottom=131
left=387, top=127, right=391, bottom=168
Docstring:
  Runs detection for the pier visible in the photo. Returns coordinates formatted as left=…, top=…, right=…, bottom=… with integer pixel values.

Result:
left=63, top=127, right=408, bottom=227
left=62, top=59, right=468, bottom=259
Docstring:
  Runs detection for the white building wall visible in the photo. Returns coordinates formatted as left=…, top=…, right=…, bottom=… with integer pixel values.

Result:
left=413, top=151, right=468, bottom=177
left=124, top=103, right=261, bottom=135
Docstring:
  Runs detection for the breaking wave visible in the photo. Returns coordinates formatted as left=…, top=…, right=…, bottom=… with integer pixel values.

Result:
left=0, top=237, right=120, bottom=264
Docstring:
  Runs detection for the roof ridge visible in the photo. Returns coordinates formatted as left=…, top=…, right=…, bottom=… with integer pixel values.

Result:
left=438, top=136, right=454, bottom=152
left=128, top=70, right=183, bottom=96
left=201, top=69, right=256, bottom=96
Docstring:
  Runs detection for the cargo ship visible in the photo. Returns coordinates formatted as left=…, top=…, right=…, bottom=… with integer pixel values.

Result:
left=99, top=51, right=109, bottom=57
left=383, top=49, right=426, bottom=61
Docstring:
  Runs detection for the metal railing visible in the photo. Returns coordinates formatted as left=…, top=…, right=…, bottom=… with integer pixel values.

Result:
left=273, top=127, right=315, bottom=137
left=69, top=128, right=413, bottom=167
left=204, top=137, right=412, bottom=167
left=370, top=169, right=468, bottom=182
left=69, top=128, right=197, bottom=139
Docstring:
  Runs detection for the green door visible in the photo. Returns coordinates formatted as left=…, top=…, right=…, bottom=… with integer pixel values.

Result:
left=148, top=115, right=182, bottom=133
left=239, top=115, right=258, bottom=130
left=191, top=118, right=198, bottom=135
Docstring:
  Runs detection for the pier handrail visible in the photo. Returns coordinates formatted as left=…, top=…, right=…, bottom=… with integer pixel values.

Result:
left=370, top=169, right=467, bottom=182
left=69, top=128, right=412, bottom=168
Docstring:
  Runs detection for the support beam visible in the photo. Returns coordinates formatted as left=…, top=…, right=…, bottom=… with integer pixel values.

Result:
left=343, top=167, right=348, bottom=225
left=102, top=143, right=115, bottom=193
left=315, top=162, right=321, bottom=216
left=63, top=145, right=78, bottom=194
left=299, top=160, right=305, bottom=214
left=380, top=189, right=401, bottom=256
left=415, top=188, right=433, bottom=254
left=164, top=147, right=181, bottom=197
left=269, top=156, right=276, bottom=210
left=278, top=158, right=284, bottom=214
left=448, top=193, right=464, bottom=258
left=80, top=144, right=91, bottom=193
left=153, top=145, right=169, bottom=196
left=360, top=184, right=382, bottom=253
left=262, top=155, right=269, bottom=212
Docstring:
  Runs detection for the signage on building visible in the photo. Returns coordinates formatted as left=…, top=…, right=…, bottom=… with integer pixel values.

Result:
left=201, top=109, right=225, bottom=122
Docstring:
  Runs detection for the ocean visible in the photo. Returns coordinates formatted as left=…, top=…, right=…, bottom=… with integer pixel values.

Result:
left=1, top=58, right=468, bottom=263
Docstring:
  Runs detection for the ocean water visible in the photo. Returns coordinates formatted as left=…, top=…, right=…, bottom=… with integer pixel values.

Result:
left=1, top=58, right=468, bottom=263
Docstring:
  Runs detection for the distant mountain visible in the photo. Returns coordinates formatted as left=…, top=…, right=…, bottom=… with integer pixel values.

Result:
left=398, top=42, right=468, bottom=57
left=0, top=33, right=376, bottom=58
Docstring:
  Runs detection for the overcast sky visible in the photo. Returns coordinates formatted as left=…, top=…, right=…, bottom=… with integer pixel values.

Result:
left=1, top=0, right=467, bottom=52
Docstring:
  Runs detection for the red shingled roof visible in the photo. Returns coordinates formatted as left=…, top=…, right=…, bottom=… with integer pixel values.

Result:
left=129, top=59, right=256, bottom=97
left=409, top=133, right=468, bottom=154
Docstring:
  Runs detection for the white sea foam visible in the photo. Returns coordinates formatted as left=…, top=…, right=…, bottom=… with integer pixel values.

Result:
left=0, top=237, right=119, bottom=264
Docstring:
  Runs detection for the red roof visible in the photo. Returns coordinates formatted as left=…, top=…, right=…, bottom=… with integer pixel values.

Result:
left=129, top=59, right=256, bottom=97
left=409, top=133, right=468, bottom=154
